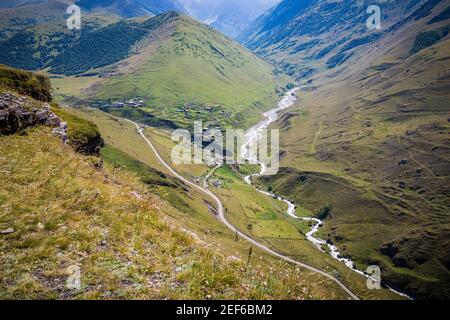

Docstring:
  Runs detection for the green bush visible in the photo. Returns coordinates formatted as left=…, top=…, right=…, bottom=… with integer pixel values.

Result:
left=0, top=64, right=52, bottom=101
left=52, top=105, right=104, bottom=154
left=316, top=204, right=333, bottom=220
left=410, top=27, right=449, bottom=54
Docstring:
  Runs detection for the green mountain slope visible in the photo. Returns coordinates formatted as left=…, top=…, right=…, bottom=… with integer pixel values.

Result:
left=50, top=12, right=290, bottom=129
left=1, top=110, right=335, bottom=300
left=0, top=3, right=290, bottom=129
left=0, top=0, right=120, bottom=70
left=239, top=0, right=449, bottom=79
left=48, top=14, right=169, bottom=75
left=240, top=0, right=450, bottom=299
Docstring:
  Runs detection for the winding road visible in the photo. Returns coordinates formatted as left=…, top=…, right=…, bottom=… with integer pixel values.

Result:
left=125, top=119, right=360, bottom=300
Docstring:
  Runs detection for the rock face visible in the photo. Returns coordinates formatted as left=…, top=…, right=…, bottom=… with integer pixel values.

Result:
left=0, top=228, right=15, bottom=235
left=0, top=92, right=61, bottom=134
left=52, top=122, right=68, bottom=144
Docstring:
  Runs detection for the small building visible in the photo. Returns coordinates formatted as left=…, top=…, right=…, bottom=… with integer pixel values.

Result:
left=211, top=180, right=222, bottom=188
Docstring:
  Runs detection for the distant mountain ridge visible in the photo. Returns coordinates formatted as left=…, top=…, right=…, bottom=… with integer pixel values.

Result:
left=0, top=0, right=46, bottom=8
left=179, top=0, right=280, bottom=39
left=76, top=0, right=281, bottom=38
left=239, top=0, right=449, bottom=78
left=1, top=0, right=280, bottom=38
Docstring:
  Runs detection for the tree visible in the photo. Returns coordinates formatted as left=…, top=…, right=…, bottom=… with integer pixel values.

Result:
left=316, top=204, right=332, bottom=220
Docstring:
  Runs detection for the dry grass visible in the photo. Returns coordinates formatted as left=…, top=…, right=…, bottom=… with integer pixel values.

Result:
left=0, top=127, right=345, bottom=300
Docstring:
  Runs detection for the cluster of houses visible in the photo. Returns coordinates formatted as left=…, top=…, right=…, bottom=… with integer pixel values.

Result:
left=202, top=121, right=223, bottom=132
left=175, top=103, right=193, bottom=113
left=175, top=103, right=228, bottom=116
left=92, top=97, right=146, bottom=110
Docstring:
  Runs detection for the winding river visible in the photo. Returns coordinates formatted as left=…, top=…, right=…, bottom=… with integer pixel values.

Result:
left=240, top=87, right=413, bottom=299
left=241, top=87, right=367, bottom=277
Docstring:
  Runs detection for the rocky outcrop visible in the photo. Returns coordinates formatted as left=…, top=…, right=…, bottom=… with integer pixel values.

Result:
left=52, top=121, right=68, bottom=144
left=74, top=133, right=104, bottom=155
left=0, top=92, right=103, bottom=151
left=0, top=92, right=61, bottom=134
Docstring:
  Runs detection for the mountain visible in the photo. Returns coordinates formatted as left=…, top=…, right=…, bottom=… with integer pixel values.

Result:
left=0, top=0, right=186, bottom=15
left=0, top=0, right=46, bottom=9
left=242, top=0, right=450, bottom=299
left=47, top=12, right=289, bottom=129
left=0, top=1, right=289, bottom=129
left=0, top=0, right=280, bottom=38
left=239, top=0, right=316, bottom=47
left=78, top=0, right=281, bottom=38
left=239, top=0, right=450, bottom=78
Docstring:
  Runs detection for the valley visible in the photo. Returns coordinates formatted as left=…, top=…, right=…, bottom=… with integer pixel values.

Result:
left=66, top=89, right=402, bottom=300
left=240, top=0, right=450, bottom=300
left=49, top=11, right=290, bottom=130
left=0, top=69, right=354, bottom=299
left=0, top=0, right=449, bottom=301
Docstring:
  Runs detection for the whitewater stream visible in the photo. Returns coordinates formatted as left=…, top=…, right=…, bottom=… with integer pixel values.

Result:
left=240, top=88, right=376, bottom=275
left=239, top=87, right=413, bottom=299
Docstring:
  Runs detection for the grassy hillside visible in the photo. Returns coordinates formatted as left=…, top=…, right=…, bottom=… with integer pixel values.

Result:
left=10, top=105, right=366, bottom=299
left=209, top=165, right=402, bottom=300
left=262, top=32, right=449, bottom=299
left=0, top=65, right=347, bottom=299
left=0, top=126, right=344, bottom=299
left=0, top=0, right=120, bottom=70
left=69, top=107, right=405, bottom=300
left=240, top=0, right=450, bottom=299
left=0, top=64, right=52, bottom=101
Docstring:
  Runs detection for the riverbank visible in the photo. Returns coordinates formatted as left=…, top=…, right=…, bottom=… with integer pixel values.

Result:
left=239, top=87, right=411, bottom=299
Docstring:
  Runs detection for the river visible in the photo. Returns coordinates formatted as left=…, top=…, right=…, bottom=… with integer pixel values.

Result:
left=241, top=87, right=362, bottom=270
left=240, top=87, right=381, bottom=277
left=239, top=87, right=413, bottom=299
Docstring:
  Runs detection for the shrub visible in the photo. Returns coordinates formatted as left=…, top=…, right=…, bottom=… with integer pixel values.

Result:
left=410, top=27, right=449, bottom=54
left=0, top=64, right=52, bottom=101
left=52, top=105, right=104, bottom=154
left=316, top=204, right=333, bottom=220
